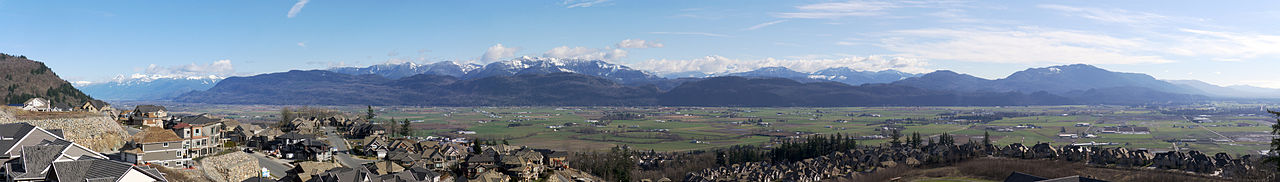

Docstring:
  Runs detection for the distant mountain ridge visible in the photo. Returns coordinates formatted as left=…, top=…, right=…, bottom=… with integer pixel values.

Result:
left=176, top=62, right=1222, bottom=106
left=77, top=76, right=221, bottom=100
left=894, top=64, right=1201, bottom=95
left=726, top=67, right=920, bottom=85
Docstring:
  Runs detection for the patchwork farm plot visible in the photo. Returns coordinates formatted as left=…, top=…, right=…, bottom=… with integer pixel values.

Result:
left=359, top=105, right=1275, bottom=155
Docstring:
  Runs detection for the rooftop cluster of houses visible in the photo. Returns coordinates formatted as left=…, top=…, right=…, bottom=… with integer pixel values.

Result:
left=0, top=123, right=168, bottom=181
left=4, top=98, right=116, bottom=115
left=330, top=120, right=575, bottom=182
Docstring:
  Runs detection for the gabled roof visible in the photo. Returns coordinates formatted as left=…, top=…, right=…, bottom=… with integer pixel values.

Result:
left=133, top=105, right=167, bottom=113
left=15, top=145, right=63, bottom=179
left=278, top=133, right=316, bottom=140
left=132, top=127, right=183, bottom=143
left=0, top=123, right=39, bottom=153
left=51, top=157, right=164, bottom=182
left=176, top=114, right=223, bottom=125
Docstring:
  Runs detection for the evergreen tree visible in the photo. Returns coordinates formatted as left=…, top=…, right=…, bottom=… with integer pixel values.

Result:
left=366, top=105, right=376, bottom=120
left=940, top=132, right=955, bottom=146
left=910, top=132, right=923, bottom=147
left=400, top=118, right=412, bottom=137
left=889, top=129, right=902, bottom=146
left=983, top=131, right=992, bottom=146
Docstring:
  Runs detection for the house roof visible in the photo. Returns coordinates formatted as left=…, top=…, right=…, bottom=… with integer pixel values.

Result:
left=0, top=123, right=39, bottom=153
left=16, top=145, right=63, bottom=179
left=1036, top=176, right=1109, bottom=182
left=132, top=127, right=183, bottom=143
left=133, top=105, right=167, bottom=113
left=1004, top=171, right=1048, bottom=182
left=51, top=158, right=159, bottom=182
left=278, top=133, right=316, bottom=140
left=241, top=177, right=278, bottom=182
left=176, top=114, right=223, bottom=125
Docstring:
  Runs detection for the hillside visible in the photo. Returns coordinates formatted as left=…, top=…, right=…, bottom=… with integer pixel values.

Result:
left=0, top=53, right=101, bottom=108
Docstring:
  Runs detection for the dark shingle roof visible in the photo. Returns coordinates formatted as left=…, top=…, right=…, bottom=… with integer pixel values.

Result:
left=51, top=158, right=140, bottom=182
left=133, top=105, right=167, bottom=113
left=1004, top=171, right=1048, bottom=182
left=176, top=114, right=223, bottom=125
left=16, top=145, right=63, bottom=179
left=0, top=123, right=38, bottom=153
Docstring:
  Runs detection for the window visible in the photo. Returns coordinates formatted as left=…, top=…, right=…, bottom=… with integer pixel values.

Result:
left=177, top=151, right=182, bottom=157
left=163, top=143, right=169, bottom=147
left=195, top=129, right=201, bottom=135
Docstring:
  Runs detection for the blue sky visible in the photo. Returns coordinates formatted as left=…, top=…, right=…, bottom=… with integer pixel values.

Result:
left=3, top=0, right=1280, bottom=88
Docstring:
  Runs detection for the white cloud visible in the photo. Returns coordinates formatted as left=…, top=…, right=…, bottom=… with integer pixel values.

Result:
left=287, top=0, right=310, bottom=18
left=1168, top=29, right=1280, bottom=61
left=744, top=20, right=788, bottom=30
left=543, top=46, right=627, bottom=61
left=879, top=27, right=1173, bottom=65
left=648, top=31, right=729, bottom=37
left=616, top=39, right=664, bottom=49
left=481, top=44, right=519, bottom=63
left=296, top=42, right=306, bottom=47
left=630, top=55, right=931, bottom=75
left=125, top=60, right=236, bottom=82
left=775, top=1, right=898, bottom=19
left=1038, top=4, right=1167, bottom=24
left=564, top=0, right=610, bottom=8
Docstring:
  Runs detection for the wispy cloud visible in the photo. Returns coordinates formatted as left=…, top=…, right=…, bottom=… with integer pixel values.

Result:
left=296, top=42, right=307, bottom=47
left=775, top=1, right=898, bottom=19
left=616, top=39, right=664, bottom=49
left=480, top=44, right=519, bottom=63
left=543, top=46, right=627, bottom=61
left=630, top=55, right=931, bottom=75
left=648, top=31, right=730, bottom=38
left=564, top=0, right=610, bottom=8
left=879, top=27, right=1173, bottom=65
left=287, top=0, right=310, bottom=18
left=1168, top=29, right=1280, bottom=61
left=744, top=20, right=788, bottom=30
left=1037, top=4, right=1167, bottom=24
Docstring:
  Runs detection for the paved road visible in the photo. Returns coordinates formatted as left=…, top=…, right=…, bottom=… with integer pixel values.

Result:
left=249, top=153, right=291, bottom=178
left=321, top=127, right=375, bottom=168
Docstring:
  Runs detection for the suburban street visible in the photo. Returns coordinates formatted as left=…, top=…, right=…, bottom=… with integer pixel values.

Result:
left=249, top=152, right=291, bottom=178
left=322, top=127, right=375, bottom=168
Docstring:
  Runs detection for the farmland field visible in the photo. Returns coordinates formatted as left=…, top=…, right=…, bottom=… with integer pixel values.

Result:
left=138, top=101, right=1278, bottom=156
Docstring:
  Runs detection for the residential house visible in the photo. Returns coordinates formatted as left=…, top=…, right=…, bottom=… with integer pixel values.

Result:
left=0, top=123, right=109, bottom=181
left=169, top=114, right=227, bottom=157
left=502, top=148, right=545, bottom=179
left=78, top=101, right=114, bottom=114
left=227, top=123, right=264, bottom=144
left=271, top=133, right=331, bottom=161
left=130, top=105, right=169, bottom=127
left=538, top=149, right=570, bottom=169
left=313, top=167, right=376, bottom=182
left=121, top=127, right=191, bottom=168
left=49, top=157, right=168, bottom=182
left=362, top=135, right=390, bottom=158
left=466, top=149, right=498, bottom=178
left=21, top=98, right=50, bottom=112
left=374, top=167, right=442, bottom=182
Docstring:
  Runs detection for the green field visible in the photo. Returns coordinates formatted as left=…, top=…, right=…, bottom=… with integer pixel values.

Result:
left=154, top=102, right=1277, bottom=155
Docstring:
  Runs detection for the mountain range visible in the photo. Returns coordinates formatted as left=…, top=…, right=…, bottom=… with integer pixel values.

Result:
left=52, top=54, right=1279, bottom=106
left=77, top=76, right=221, bottom=101
left=175, top=61, right=1230, bottom=106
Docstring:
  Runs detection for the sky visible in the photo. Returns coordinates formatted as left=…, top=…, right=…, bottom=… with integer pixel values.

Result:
left=3, top=0, right=1280, bottom=88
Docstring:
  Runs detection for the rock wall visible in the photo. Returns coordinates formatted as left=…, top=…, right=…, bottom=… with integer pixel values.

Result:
left=0, top=111, right=128, bottom=152
left=200, top=151, right=261, bottom=182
